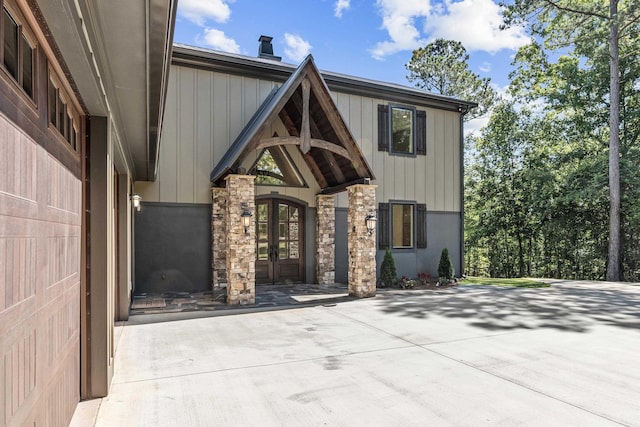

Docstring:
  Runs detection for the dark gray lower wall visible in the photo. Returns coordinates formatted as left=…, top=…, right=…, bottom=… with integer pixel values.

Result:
left=421, top=211, right=462, bottom=277
left=335, top=209, right=462, bottom=283
left=305, top=207, right=317, bottom=284
left=134, top=202, right=212, bottom=293
left=335, top=208, right=348, bottom=283
left=133, top=203, right=458, bottom=290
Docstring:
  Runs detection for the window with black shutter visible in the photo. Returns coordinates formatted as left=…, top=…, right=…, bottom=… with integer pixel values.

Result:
left=379, top=202, right=427, bottom=250
left=378, top=104, right=426, bottom=155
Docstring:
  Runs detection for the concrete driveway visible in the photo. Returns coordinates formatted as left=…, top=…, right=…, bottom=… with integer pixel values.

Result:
left=77, top=280, right=640, bottom=426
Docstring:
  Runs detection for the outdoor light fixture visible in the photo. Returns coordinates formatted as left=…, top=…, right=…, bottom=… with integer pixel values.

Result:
left=365, top=213, right=377, bottom=235
left=241, top=203, right=252, bottom=234
left=131, top=194, right=142, bottom=212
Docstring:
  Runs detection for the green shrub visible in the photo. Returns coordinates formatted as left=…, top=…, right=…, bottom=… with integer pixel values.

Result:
left=380, top=248, right=397, bottom=288
left=438, top=248, right=454, bottom=280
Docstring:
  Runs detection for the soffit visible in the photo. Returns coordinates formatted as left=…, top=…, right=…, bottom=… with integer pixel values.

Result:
left=34, top=0, right=175, bottom=180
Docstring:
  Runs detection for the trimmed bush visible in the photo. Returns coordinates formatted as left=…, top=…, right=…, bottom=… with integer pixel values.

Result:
left=438, top=248, right=454, bottom=280
left=380, top=248, right=397, bottom=288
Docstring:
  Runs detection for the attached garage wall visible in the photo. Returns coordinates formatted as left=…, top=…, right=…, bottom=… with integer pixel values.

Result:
left=0, top=112, right=81, bottom=426
left=134, top=203, right=212, bottom=293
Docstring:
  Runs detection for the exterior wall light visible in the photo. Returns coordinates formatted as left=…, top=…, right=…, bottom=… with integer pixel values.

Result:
left=365, top=214, right=377, bottom=235
left=131, top=194, right=142, bottom=212
left=241, top=203, right=252, bottom=234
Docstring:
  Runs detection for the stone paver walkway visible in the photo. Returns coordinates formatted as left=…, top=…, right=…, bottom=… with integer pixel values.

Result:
left=129, top=283, right=351, bottom=315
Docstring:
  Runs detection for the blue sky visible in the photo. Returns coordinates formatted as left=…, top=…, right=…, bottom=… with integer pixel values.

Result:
left=173, top=0, right=531, bottom=130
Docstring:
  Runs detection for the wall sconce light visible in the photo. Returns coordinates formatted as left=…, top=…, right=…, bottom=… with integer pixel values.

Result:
left=365, top=213, right=377, bottom=235
left=240, top=203, right=252, bottom=234
left=131, top=194, right=142, bottom=212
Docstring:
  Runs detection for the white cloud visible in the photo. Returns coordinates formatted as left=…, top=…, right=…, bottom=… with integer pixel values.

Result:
left=335, top=0, right=350, bottom=18
left=284, top=33, right=312, bottom=62
left=178, top=0, right=233, bottom=26
left=425, top=0, right=530, bottom=53
left=371, top=0, right=530, bottom=60
left=200, top=28, right=240, bottom=53
left=479, top=61, right=492, bottom=73
left=370, top=0, right=431, bottom=60
left=465, top=116, right=489, bottom=136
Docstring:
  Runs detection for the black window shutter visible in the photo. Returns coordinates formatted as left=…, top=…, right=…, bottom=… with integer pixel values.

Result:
left=417, top=204, right=427, bottom=248
left=378, top=202, right=389, bottom=249
left=416, top=110, right=426, bottom=155
left=377, top=104, right=389, bottom=152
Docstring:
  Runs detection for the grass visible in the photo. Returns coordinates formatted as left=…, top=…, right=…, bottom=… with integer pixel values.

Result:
left=461, top=276, right=550, bottom=288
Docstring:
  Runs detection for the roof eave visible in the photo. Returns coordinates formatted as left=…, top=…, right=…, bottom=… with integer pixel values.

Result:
left=146, top=0, right=177, bottom=181
left=171, top=44, right=477, bottom=113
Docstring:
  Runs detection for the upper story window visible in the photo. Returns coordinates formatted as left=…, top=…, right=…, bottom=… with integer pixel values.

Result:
left=48, top=72, right=79, bottom=151
left=391, top=106, right=414, bottom=154
left=2, top=5, right=35, bottom=99
left=377, top=104, right=427, bottom=155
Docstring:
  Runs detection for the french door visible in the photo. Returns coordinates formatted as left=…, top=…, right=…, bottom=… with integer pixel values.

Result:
left=255, top=199, right=304, bottom=284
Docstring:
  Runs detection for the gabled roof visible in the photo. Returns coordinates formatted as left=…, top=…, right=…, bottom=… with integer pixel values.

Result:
left=210, top=55, right=375, bottom=193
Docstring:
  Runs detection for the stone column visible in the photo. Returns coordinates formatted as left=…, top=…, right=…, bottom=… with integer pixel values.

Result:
left=347, top=184, right=377, bottom=298
left=225, top=175, right=256, bottom=305
left=316, top=194, right=336, bottom=285
left=211, top=187, right=227, bottom=289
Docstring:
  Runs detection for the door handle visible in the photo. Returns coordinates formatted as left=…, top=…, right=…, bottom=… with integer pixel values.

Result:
left=268, top=244, right=278, bottom=262
left=269, top=245, right=279, bottom=262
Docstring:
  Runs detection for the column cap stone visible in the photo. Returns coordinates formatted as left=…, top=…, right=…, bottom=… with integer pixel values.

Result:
left=346, top=184, right=378, bottom=190
left=224, top=174, right=257, bottom=182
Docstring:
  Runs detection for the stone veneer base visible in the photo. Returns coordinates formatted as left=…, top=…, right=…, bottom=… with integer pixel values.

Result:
left=347, top=184, right=377, bottom=298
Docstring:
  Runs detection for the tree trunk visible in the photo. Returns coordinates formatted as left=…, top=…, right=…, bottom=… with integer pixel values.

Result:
left=606, top=0, right=621, bottom=281
left=517, top=232, right=524, bottom=277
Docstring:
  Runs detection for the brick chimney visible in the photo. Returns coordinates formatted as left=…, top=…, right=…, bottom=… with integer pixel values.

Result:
left=258, top=35, right=281, bottom=61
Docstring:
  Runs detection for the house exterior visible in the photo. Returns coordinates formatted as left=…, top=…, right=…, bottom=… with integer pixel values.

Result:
left=134, top=41, right=474, bottom=303
left=1, top=0, right=472, bottom=421
left=0, top=0, right=174, bottom=425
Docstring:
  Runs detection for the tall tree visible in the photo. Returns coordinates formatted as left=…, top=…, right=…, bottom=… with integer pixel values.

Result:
left=503, top=0, right=640, bottom=281
left=406, top=39, right=497, bottom=120
left=465, top=101, right=611, bottom=279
